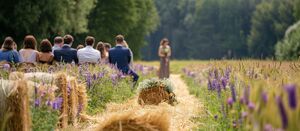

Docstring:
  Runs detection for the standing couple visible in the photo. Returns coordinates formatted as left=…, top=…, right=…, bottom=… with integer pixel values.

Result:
left=109, top=35, right=139, bottom=88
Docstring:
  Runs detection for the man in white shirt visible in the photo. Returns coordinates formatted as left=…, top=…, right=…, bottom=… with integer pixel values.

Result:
left=52, top=36, right=63, bottom=53
left=77, top=36, right=101, bottom=64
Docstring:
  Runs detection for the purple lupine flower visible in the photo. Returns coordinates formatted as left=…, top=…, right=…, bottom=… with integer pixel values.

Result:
left=207, top=79, right=212, bottom=90
left=93, top=73, right=97, bottom=80
left=35, top=98, right=41, bottom=107
left=248, top=102, right=255, bottom=111
left=276, top=96, right=288, bottom=129
left=261, top=91, right=268, bottom=104
left=214, top=69, right=219, bottom=79
left=224, top=67, right=231, bottom=79
left=3, top=64, right=10, bottom=71
left=221, top=77, right=228, bottom=88
left=284, top=84, right=297, bottom=109
left=98, top=72, right=104, bottom=79
left=46, top=99, right=52, bottom=106
left=242, top=112, right=248, bottom=118
left=232, top=121, right=237, bottom=128
left=230, top=83, right=236, bottom=102
left=52, top=102, right=58, bottom=110
left=264, top=124, right=274, bottom=131
left=110, top=74, right=118, bottom=85
left=216, top=80, right=221, bottom=98
left=86, top=73, right=91, bottom=89
left=227, top=97, right=234, bottom=106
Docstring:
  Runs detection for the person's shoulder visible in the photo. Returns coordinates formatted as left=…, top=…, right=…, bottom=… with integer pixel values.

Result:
left=12, top=50, right=19, bottom=54
left=19, top=49, right=24, bottom=52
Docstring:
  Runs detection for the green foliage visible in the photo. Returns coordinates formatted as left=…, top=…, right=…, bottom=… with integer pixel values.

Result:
left=87, top=77, right=134, bottom=114
left=88, top=0, right=158, bottom=59
left=0, top=0, right=95, bottom=44
left=247, top=0, right=295, bottom=58
left=137, top=78, right=174, bottom=93
left=275, top=21, right=300, bottom=60
left=145, top=0, right=262, bottom=60
left=31, top=106, right=59, bottom=131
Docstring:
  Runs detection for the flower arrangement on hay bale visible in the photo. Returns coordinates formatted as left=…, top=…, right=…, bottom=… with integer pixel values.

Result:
left=137, top=78, right=177, bottom=105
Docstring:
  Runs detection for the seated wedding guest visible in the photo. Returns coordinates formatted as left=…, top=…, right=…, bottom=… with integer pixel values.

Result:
left=52, top=36, right=63, bottom=53
left=77, top=36, right=100, bottom=64
left=19, top=35, right=38, bottom=64
left=53, top=34, right=78, bottom=64
left=109, top=35, right=139, bottom=88
left=37, top=39, right=54, bottom=65
left=77, top=44, right=84, bottom=50
left=96, top=42, right=108, bottom=63
left=104, top=43, right=111, bottom=55
left=123, top=40, right=133, bottom=68
left=0, top=37, right=20, bottom=63
left=13, top=42, right=17, bottom=51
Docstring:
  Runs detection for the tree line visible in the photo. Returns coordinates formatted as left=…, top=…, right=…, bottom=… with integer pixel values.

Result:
left=0, top=0, right=158, bottom=59
left=1, top=0, right=300, bottom=60
left=144, top=0, right=300, bottom=60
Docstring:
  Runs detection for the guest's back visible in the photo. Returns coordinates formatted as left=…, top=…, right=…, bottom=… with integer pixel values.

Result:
left=54, top=45, right=78, bottom=63
left=77, top=36, right=100, bottom=64
left=19, top=35, right=38, bottom=64
left=109, top=46, right=131, bottom=72
left=0, top=37, right=20, bottom=63
left=53, top=34, right=78, bottom=64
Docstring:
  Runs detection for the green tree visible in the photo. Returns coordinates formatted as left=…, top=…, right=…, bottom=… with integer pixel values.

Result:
left=0, top=0, right=95, bottom=46
left=275, top=22, right=300, bottom=60
left=88, top=0, right=158, bottom=59
left=247, top=0, right=295, bottom=58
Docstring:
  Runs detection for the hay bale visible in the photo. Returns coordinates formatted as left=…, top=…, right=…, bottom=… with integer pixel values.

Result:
left=137, top=79, right=176, bottom=106
left=77, top=84, right=88, bottom=115
left=24, top=72, right=56, bottom=84
left=9, top=72, right=25, bottom=80
left=96, top=110, right=170, bottom=131
left=138, top=85, right=170, bottom=105
left=55, top=73, right=68, bottom=128
left=0, top=79, right=31, bottom=131
left=67, top=76, right=79, bottom=125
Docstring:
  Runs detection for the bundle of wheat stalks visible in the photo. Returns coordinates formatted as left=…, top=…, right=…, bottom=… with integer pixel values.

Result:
left=2, top=72, right=88, bottom=129
left=96, top=109, right=170, bottom=131
left=137, top=78, right=177, bottom=106
left=0, top=79, right=31, bottom=131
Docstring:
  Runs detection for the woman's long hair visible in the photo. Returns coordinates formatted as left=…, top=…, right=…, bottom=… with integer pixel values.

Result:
left=96, top=42, right=106, bottom=59
left=160, top=38, right=169, bottom=46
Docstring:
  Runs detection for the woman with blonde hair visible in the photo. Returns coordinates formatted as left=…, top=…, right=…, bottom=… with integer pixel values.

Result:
left=96, top=42, right=109, bottom=63
left=158, top=38, right=171, bottom=79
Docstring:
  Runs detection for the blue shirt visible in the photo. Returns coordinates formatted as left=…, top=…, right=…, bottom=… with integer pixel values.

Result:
left=0, top=49, right=20, bottom=63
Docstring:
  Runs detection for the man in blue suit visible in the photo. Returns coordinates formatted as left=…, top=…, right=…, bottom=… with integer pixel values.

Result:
left=109, top=35, right=139, bottom=88
left=54, top=34, right=78, bottom=64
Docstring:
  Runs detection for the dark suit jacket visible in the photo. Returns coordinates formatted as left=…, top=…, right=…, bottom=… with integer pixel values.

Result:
left=109, top=46, right=131, bottom=73
left=54, top=45, right=78, bottom=64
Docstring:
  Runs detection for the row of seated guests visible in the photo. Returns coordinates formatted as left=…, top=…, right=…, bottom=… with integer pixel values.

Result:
left=0, top=35, right=112, bottom=65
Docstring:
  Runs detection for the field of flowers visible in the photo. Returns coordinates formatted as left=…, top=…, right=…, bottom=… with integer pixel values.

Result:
left=0, top=63, right=156, bottom=130
left=182, top=60, right=300, bottom=130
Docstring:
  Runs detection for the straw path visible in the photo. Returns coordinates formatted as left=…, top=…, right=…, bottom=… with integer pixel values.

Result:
left=80, top=74, right=203, bottom=131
